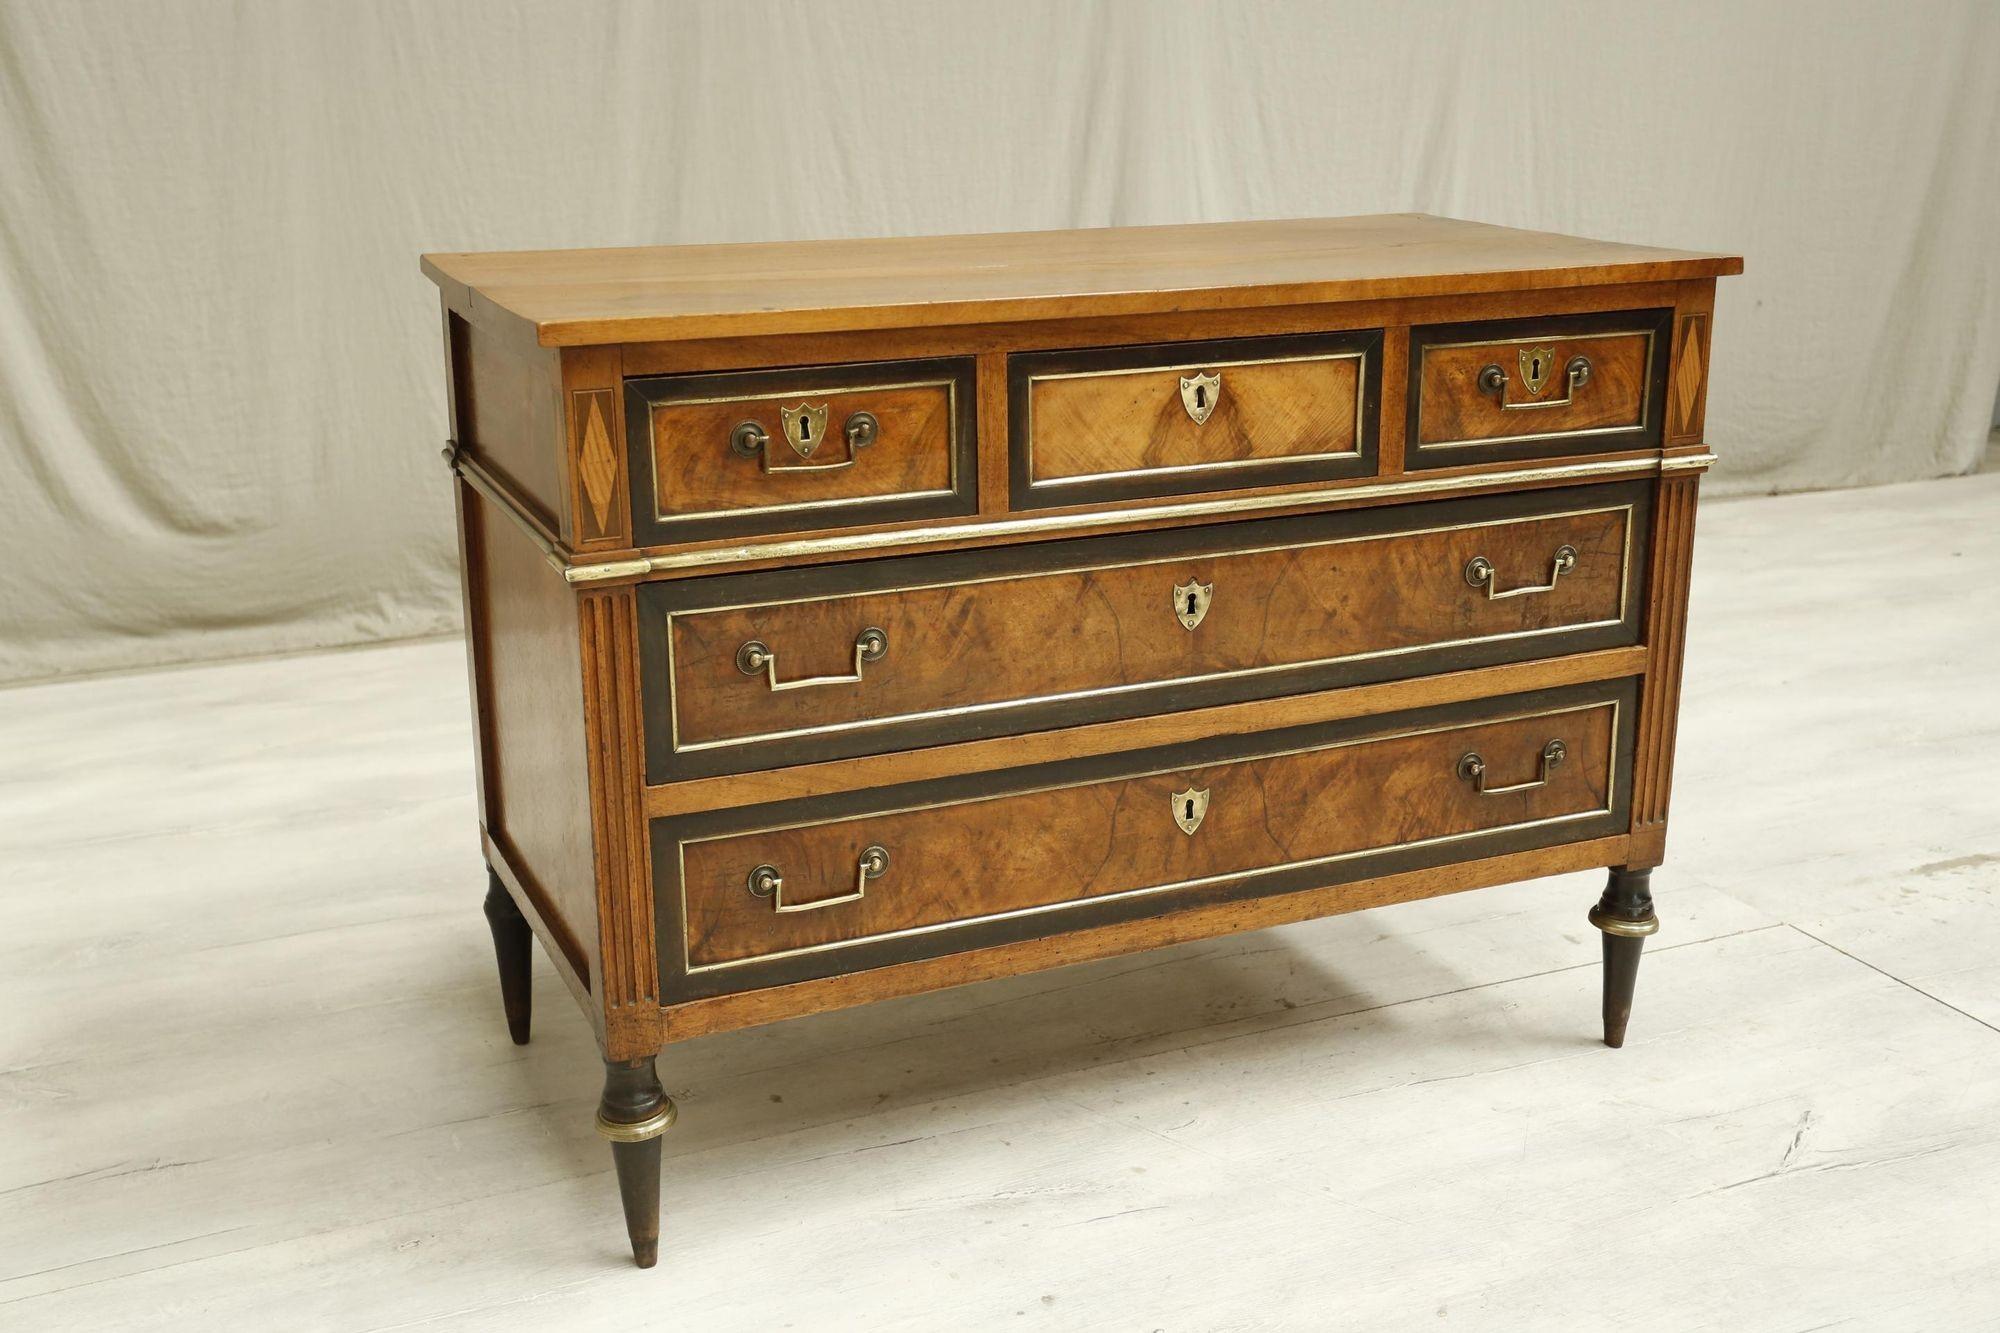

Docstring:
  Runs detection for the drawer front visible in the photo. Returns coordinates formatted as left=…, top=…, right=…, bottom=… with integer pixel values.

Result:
left=638, top=483, right=1649, bottom=780
left=1408, top=309, right=1671, bottom=466
left=624, top=356, right=977, bottom=543
left=1009, top=331, right=1382, bottom=507
left=656, top=681, right=1636, bottom=995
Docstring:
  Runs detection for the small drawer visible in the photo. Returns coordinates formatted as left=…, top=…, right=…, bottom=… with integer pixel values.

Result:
left=1008, top=330, right=1382, bottom=507
left=654, top=680, right=1635, bottom=995
left=624, top=357, right=977, bottom=543
left=1407, top=309, right=1671, bottom=467
left=637, top=482, right=1649, bottom=780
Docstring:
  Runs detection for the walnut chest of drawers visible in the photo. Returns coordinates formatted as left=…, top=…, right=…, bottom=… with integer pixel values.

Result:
left=422, top=214, right=1740, bottom=1267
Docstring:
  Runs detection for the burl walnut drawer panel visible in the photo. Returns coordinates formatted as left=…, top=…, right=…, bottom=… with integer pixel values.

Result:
left=636, top=482, right=1649, bottom=780
left=1008, top=330, right=1382, bottom=507
left=1408, top=309, right=1671, bottom=467
left=623, top=356, right=977, bottom=544
left=654, top=680, right=1636, bottom=996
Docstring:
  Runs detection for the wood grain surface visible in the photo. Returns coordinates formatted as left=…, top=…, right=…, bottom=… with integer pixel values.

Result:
left=1025, top=349, right=1362, bottom=483
left=663, top=505, right=1633, bottom=752
left=679, top=699, right=1619, bottom=968
left=421, top=214, right=1741, bottom=346
left=450, top=312, right=566, bottom=531
left=1417, top=328, right=1651, bottom=446
left=1631, top=473, right=1700, bottom=857
left=645, top=381, right=955, bottom=518
left=467, top=488, right=596, bottom=984
left=645, top=646, right=1649, bottom=818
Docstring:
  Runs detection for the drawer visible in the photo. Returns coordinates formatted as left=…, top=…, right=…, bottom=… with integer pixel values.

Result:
left=623, top=356, right=978, bottom=543
left=637, top=482, right=1650, bottom=780
left=1407, top=309, right=1671, bottom=466
left=1008, top=330, right=1381, bottom=507
left=655, top=680, right=1636, bottom=995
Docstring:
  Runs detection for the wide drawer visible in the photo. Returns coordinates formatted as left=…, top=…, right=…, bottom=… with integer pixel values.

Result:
left=1009, top=330, right=1382, bottom=507
left=636, top=482, right=1650, bottom=780
left=623, top=356, right=978, bottom=543
left=654, top=680, right=1636, bottom=996
left=1407, top=309, right=1671, bottom=467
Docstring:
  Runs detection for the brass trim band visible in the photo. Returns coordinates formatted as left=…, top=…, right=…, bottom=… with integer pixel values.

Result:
left=1588, top=905, right=1660, bottom=938
left=442, top=444, right=1715, bottom=586
left=595, top=1098, right=679, bottom=1142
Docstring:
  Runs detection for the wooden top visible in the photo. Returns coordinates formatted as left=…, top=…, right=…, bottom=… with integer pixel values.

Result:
left=422, top=213, right=1742, bottom=347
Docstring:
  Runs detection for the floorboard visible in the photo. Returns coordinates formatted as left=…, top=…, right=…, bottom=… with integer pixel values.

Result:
left=3, top=473, right=1997, bottom=1331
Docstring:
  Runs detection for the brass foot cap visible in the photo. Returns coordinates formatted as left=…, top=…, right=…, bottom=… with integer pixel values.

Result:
left=596, top=1097, right=678, bottom=1143
left=1588, top=905, right=1660, bottom=938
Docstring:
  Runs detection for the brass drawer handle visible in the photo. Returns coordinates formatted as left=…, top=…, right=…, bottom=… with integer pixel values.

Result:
left=729, top=407, right=878, bottom=472
left=747, top=844, right=888, bottom=914
left=1457, top=739, right=1566, bottom=796
left=1465, top=544, right=1576, bottom=600
left=1477, top=350, right=1592, bottom=410
left=1179, top=370, right=1221, bottom=425
left=735, top=627, right=887, bottom=692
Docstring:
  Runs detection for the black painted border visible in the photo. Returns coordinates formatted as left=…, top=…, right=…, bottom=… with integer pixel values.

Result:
left=623, top=356, right=980, bottom=546
left=1406, top=308, right=1673, bottom=469
left=1008, top=329, right=1384, bottom=509
left=653, top=677, right=1640, bottom=1001
left=636, top=480, right=1652, bottom=781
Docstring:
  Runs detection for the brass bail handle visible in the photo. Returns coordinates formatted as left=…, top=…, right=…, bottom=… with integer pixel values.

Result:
left=735, top=627, right=887, bottom=692
left=1476, top=353, right=1592, bottom=410
left=1457, top=739, right=1567, bottom=796
left=730, top=408, right=879, bottom=472
left=746, top=844, right=889, bottom=914
left=1464, top=545, right=1577, bottom=600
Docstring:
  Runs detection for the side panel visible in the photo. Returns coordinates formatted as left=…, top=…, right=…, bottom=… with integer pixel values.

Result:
left=449, top=312, right=569, bottom=533
left=470, top=487, right=598, bottom=988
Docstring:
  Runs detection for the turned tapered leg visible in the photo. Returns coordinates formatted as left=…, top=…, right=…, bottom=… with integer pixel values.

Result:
left=598, top=1057, right=676, bottom=1268
left=481, top=870, right=532, bottom=1045
left=1588, top=866, right=1660, bottom=1048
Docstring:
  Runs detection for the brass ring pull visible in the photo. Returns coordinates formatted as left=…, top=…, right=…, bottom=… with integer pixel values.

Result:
left=735, top=627, right=887, bottom=692
left=1464, top=545, right=1577, bottom=600
left=729, top=408, right=878, bottom=472
left=746, top=844, right=888, bottom=914
left=1476, top=353, right=1592, bottom=410
left=1457, top=739, right=1567, bottom=796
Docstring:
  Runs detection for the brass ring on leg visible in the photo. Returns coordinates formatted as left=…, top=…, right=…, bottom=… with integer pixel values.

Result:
left=596, top=1097, right=678, bottom=1143
left=1588, top=906, right=1660, bottom=938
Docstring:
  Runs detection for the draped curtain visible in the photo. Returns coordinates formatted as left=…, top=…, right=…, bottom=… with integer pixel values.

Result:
left=1, top=0, right=1995, bottom=683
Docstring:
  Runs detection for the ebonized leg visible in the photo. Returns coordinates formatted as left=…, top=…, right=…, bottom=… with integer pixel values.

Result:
left=481, top=870, right=532, bottom=1045
left=1589, top=866, right=1660, bottom=1049
left=598, top=1057, right=676, bottom=1268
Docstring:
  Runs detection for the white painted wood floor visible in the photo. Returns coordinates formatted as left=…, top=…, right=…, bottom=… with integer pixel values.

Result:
left=4, top=473, right=2000, bottom=1332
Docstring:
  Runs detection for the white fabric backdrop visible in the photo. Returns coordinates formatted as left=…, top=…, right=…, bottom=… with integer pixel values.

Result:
left=2, top=0, right=1996, bottom=684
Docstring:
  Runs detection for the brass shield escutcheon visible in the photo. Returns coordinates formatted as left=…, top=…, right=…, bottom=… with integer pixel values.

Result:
left=1518, top=346, right=1556, bottom=398
left=780, top=402, right=831, bottom=459
left=1179, top=371, right=1220, bottom=425
left=1172, top=786, right=1210, bottom=836
left=1173, top=578, right=1213, bottom=631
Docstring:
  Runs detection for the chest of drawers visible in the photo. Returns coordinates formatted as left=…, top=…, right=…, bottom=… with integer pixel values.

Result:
left=423, top=214, right=1739, bottom=1267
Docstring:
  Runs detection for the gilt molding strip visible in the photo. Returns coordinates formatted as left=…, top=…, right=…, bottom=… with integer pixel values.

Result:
left=443, top=442, right=1716, bottom=587
left=563, top=453, right=1717, bottom=584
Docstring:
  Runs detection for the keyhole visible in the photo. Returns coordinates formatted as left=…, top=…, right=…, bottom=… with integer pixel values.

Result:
left=1184, top=798, right=1196, bottom=821
left=799, top=416, right=812, bottom=441
left=1195, top=385, right=1207, bottom=409
left=1185, top=592, right=1198, bottom=617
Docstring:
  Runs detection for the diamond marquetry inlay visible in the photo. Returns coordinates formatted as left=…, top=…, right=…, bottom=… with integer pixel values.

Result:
left=577, top=391, right=617, bottom=536
left=1671, top=315, right=1707, bottom=439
